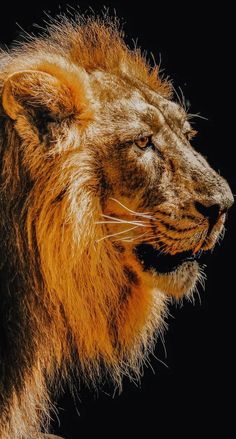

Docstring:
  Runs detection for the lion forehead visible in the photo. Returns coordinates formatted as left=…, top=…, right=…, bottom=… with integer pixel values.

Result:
left=88, top=70, right=187, bottom=136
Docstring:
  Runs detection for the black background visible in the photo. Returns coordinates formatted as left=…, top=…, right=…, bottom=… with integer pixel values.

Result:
left=0, top=1, right=235, bottom=437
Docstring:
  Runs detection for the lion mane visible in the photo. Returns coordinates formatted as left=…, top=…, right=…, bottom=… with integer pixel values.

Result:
left=0, top=16, right=170, bottom=438
left=0, top=14, right=233, bottom=439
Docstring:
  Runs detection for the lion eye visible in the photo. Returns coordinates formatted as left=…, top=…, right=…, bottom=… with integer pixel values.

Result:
left=135, top=136, right=153, bottom=150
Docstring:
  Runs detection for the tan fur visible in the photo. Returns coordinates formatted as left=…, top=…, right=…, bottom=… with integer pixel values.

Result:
left=0, top=15, right=233, bottom=439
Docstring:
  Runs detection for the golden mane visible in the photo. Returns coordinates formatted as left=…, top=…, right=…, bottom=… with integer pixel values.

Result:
left=0, top=15, right=171, bottom=97
left=0, top=16, right=169, bottom=439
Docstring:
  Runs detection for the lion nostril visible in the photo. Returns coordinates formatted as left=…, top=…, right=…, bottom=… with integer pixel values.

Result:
left=194, top=201, right=221, bottom=230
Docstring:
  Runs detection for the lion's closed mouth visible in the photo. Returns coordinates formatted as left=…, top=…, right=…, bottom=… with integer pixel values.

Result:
left=134, top=243, right=197, bottom=274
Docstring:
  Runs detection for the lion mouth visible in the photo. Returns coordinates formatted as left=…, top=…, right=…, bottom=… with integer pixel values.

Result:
left=134, top=243, right=203, bottom=274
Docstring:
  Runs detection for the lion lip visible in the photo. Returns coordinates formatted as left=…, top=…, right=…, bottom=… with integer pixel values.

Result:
left=134, top=243, right=197, bottom=274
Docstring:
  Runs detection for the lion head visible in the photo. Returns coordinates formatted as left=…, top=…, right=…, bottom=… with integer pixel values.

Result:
left=0, top=16, right=233, bottom=396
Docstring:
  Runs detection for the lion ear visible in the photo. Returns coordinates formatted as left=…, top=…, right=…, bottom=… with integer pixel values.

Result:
left=2, top=70, right=78, bottom=122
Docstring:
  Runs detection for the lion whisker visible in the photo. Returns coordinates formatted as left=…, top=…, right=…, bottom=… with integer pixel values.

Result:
left=99, top=214, right=149, bottom=227
left=109, top=197, right=154, bottom=219
left=119, top=231, right=150, bottom=243
left=100, top=213, right=147, bottom=223
left=96, top=225, right=139, bottom=243
left=118, top=237, right=135, bottom=242
left=96, top=220, right=146, bottom=226
left=187, top=112, right=208, bottom=121
left=128, top=231, right=150, bottom=242
left=217, top=225, right=226, bottom=244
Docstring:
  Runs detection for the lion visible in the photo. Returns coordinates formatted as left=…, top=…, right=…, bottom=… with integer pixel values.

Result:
left=0, top=14, right=233, bottom=439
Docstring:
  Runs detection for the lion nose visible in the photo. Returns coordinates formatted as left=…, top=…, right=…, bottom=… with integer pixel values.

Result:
left=194, top=197, right=233, bottom=230
left=195, top=202, right=220, bottom=229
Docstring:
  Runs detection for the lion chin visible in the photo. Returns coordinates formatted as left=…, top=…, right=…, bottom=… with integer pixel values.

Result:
left=134, top=243, right=203, bottom=298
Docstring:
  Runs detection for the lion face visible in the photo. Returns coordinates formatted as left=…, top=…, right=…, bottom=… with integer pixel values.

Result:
left=87, top=71, right=233, bottom=299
